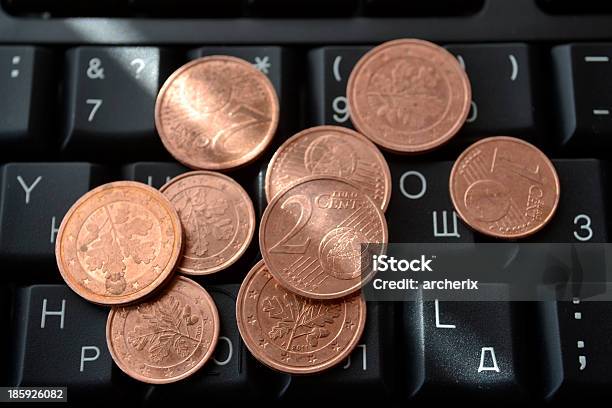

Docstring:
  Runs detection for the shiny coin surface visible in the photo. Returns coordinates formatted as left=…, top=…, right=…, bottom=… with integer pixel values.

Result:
left=260, top=176, right=387, bottom=299
left=347, top=38, right=471, bottom=153
left=107, top=276, right=219, bottom=384
left=56, top=181, right=182, bottom=305
left=160, top=171, right=256, bottom=275
left=155, top=56, right=279, bottom=170
left=450, top=136, right=560, bottom=239
left=265, top=125, right=392, bottom=211
left=236, top=260, right=366, bottom=374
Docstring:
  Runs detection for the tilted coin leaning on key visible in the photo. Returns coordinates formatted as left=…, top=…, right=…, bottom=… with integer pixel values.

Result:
left=53, top=40, right=561, bottom=382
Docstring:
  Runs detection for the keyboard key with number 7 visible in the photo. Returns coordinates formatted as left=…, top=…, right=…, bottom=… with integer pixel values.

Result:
left=62, top=47, right=177, bottom=159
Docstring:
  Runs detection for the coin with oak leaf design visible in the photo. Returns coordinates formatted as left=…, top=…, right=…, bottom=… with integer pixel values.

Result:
left=107, top=276, right=219, bottom=384
left=56, top=181, right=183, bottom=305
left=237, top=261, right=366, bottom=374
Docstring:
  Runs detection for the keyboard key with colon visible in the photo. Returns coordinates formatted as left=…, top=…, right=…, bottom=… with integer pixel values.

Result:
left=553, top=44, right=612, bottom=151
left=308, top=46, right=369, bottom=127
left=521, top=160, right=612, bottom=400
left=445, top=44, right=541, bottom=144
left=62, top=47, right=176, bottom=158
left=0, top=163, right=108, bottom=267
left=280, top=301, right=394, bottom=402
left=144, top=284, right=289, bottom=402
left=0, top=46, right=55, bottom=152
left=538, top=300, right=612, bottom=402
left=9, top=285, right=123, bottom=398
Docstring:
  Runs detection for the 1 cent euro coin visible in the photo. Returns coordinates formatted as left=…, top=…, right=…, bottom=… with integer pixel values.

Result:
left=265, top=125, right=392, bottom=211
left=449, top=136, right=560, bottom=239
left=260, top=176, right=387, bottom=300
left=107, top=276, right=220, bottom=384
left=347, top=38, right=471, bottom=153
left=55, top=181, right=183, bottom=305
left=160, top=171, right=256, bottom=275
left=236, top=260, right=366, bottom=374
left=155, top=55, right=279, bottom=170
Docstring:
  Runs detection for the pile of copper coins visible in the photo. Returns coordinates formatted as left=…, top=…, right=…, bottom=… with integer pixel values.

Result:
left=54, top=39, right=560, bottom=384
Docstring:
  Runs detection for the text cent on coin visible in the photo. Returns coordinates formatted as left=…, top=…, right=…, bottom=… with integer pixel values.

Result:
left=236, top=261, right=366, bottom=374
left=260, top=176, right=388, bottom=300
left=160, top=171, right=256, bottom=275
left=347, top=39, right=471, bottom=153
left=449, top=136, right=560, bottom=239
left=107, top=276, right=220, bottom=384
left=265, top=125, right=392, bottom=211
left=155, top=56, right=279, bottom=170
left=56, top=181, right=183, bottom=305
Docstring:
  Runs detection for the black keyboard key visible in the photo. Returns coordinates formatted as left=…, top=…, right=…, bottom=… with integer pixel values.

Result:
left=0, top=286, right=10, bottom=383
left=538, top=0, right=612, bottom=14
left=190, top=46, right=297, bottom=138
left=0, top=46, right=55, bottom=151
left=308, top=46, right=369, bottom=127
left=2, top=0, right=129, bottom=17
left=528, top=160, right=608, bottom=243
left=281, top=301, right=394, bottom=402
left=9, top=285, right=116, bottom=393
left=386, top=161, right=475, bottom=242
left=63, top=47, right=176, bottom=158
left=403, top=298, right=530, bottom=401
left=445, top=44, right=540, bottom=143
left=0, top=163, right=108, bottom=266
left=122, top=162, right=188, bottom=189
left=248, top=0, right=358, bottom=17
left=553, top=44, right=612, bottom=151
left=130, top=0, right=243, bottom=17
left=363, top=0, right=484, bottom=16
left=144, top=284, right=289, bottom=402
left=538, top=301, right=612, bottom=401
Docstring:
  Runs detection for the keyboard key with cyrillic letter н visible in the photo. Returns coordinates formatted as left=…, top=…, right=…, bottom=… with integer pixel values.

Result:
left=0, top=163, right=108, bottom=268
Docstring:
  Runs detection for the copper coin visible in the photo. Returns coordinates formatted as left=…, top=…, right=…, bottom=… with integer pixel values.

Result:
left=450, top=136, right=560, bottom=239
left=160, top=171, right=256, bottom=275
left=56, top=181, right=183, bottom=305
left=155, top=55, right=279, bottom=170
left=265, top=125, right=392, bottom=212
left=106, top=276, right=220, bottom=384
left=347, top=38, right=471, bottom=153
left=260, top=176, right=387, bottom=300
left=236, top=260, right=366, bottom=374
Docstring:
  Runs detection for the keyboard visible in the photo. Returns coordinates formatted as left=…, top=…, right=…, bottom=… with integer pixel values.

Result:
left=1, top=0, right=612, bottom=405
